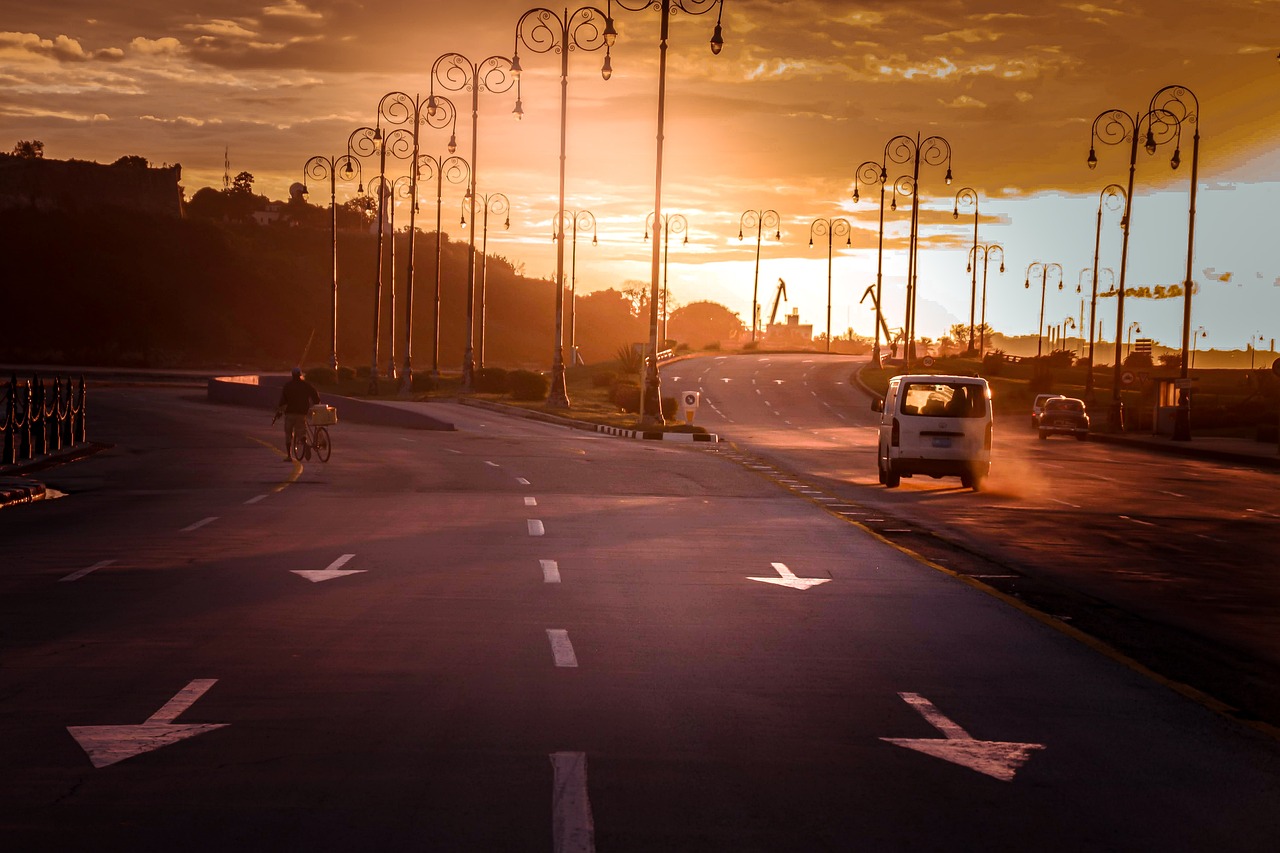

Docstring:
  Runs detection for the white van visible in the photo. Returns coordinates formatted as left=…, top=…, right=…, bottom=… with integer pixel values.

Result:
left=871, top=374, right=993, bottom=490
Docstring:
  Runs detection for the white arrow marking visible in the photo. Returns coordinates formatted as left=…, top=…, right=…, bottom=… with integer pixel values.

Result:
left=773, top=379, right=785, bottom=384
left=721, top=377, right=732, bottom=383
left=881, top=692, right=1044, bottom=782
left=551, top=751, right=595, bottom=853
left=68, top=679, right=227, bottom=769
left=292, top=553, right=366, bottom=583
left=747, top=561, right=830, bottom=590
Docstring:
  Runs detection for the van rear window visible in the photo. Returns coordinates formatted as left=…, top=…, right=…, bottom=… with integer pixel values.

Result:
left=899, top=382, right=986, bottom=418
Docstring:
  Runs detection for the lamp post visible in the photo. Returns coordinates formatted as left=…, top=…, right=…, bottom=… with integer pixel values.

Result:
left=429, top=52, right=517, bottom=391
left=952, top=187, right=980, bottom=353
left=1126, top=321, right=1142, bottom=361
left=645, top=212, right=688, bottom=346
left=1192, top=325, right=1206, bottom=368
left=967, top=243, right=1004, bottom=357
left=554, top=209, right=597, bottom=363
left=512, top=5, right=615, bottom=409
left=808, top=217, right=852, bottom=353
left=739, top=209, right=780, bottom=342
left=884, top=133, right=953, bottom=372
left=417, top=150, right=471, bottom=378
left=1024, top=262, right=1063, bottom=358
left=1085, top=182, right=1125, bottom=396
left=378, top=175, right=414, bottom=382
left=608, top=0, right=725, bottom=424
left=1149, top=85, right=1201, bottom=440
left=302, top=152, right=361, bottom=372
left=853, top=160, right=890, bottom=367
left=461, top=191, right=510, bottom=369
left=1087, top=96, right=1180, bottom=430
left=374, top=91, right=458, bottom=394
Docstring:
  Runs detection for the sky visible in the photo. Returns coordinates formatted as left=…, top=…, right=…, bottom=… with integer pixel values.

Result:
left=2, top=0, right=1278, bottom=353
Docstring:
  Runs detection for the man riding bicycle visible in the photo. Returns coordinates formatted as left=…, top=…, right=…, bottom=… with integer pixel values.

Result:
left=275, top=367, right=320, bottom=461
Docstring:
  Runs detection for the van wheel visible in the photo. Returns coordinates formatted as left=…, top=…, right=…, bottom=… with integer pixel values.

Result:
left=961, top=471, right=984, bottom=491
left=1075, top=433, right=1087, bottom=441
left=877, top=460, right=887, bottom=485
left=884, top=464, right=901, bottom=489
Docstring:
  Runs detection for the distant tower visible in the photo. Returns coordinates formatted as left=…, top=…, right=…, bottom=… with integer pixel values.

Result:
left=222, top=147, right=230, bottom=191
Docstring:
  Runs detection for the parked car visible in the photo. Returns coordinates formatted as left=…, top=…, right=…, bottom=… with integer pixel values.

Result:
left=1031, top=393, right=1065, bottom=429
left=872, top=374, right=993, bottom=490
left=1038, top=396, right=1090, bottom=440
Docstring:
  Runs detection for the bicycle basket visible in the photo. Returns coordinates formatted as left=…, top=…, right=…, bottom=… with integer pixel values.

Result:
left=308, top=404, right=338, bottom=425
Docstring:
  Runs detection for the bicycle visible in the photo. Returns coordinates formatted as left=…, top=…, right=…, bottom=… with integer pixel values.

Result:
left=291, top=420, right=331, bottom=463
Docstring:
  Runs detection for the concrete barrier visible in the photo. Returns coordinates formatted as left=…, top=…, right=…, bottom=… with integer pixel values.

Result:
left=207, top=375, right=455, bottom=431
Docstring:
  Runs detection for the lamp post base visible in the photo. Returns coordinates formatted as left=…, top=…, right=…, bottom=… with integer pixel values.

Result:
left=1173, top=395, right=1191, bottom=441
left=869, top=345, right=881, bottom=370
left=399, top=368, right=414, bottom=397
left=367, top=369, right=380, bottom=396
left=1108, top=400, right=1125, bottom=434
left=547, top=357, right=570, bottom=409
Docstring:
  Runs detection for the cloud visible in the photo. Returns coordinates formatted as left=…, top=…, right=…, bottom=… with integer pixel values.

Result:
left=940, top=94, right=988, bottom=109
left=129, top=37, right=185, bottom=57
left=0, top=31, right=123, bottom=63
left=263, top=1, right=324, bottom=22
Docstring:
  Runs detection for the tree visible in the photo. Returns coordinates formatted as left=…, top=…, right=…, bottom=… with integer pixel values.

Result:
left=230, top=171, right=255, bottom=195
left=112, top=155, right=149, bottom=168
left=11, top=140, right=44, bottom=158
left=668, top=300, right=745, bottom=347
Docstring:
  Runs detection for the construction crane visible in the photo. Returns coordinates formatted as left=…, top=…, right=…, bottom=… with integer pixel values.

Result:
left=767, top=278, right=788, bottom=327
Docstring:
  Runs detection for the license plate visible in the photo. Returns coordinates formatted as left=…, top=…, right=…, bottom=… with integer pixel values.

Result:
left=1055, top=419, right=1072, bottom=427
left=931, top=437, right=952, bottom=448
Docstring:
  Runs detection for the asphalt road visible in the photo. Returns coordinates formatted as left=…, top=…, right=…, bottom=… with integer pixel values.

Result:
left=2, top=384, right=1279, bottom=851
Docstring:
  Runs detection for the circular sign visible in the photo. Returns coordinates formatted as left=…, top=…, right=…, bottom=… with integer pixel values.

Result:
left=921, top=355, right=935, bottom=368
left=1272, top=357, right=1280, bottom=378
left=682, top=392, right=698, bottom=406
left=1121, top=370, right=1135, bottom=386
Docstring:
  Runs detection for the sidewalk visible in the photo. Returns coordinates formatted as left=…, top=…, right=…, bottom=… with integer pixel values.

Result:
left=1089, top=429, right=1280, bottom=469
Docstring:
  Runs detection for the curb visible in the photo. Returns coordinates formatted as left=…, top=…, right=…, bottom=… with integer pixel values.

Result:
left=458, top=397, right=718, bottom=442
left=0, top=476, right=47, bottom=508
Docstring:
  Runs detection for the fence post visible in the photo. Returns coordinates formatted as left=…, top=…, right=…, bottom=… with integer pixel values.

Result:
left=74, top=377, right=87, bottom=444
left=18, top=380, right=32, bottom=462
left=1, top=375, right=12, bottom=465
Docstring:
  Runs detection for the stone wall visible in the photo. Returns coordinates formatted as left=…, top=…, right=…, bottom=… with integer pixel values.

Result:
left=0, top=156, right=183, bottom=218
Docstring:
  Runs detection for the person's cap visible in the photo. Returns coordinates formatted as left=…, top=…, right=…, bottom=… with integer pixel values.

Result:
left=291, top=367, right=303, bottom=378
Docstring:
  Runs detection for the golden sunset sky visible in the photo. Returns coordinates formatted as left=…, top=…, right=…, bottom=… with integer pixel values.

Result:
left=2, top=0, right=1277, bottom=352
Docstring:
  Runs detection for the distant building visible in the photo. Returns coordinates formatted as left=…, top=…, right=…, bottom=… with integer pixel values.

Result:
left=251, top=201, right=288, bottom=226
left=0, top=155, right=184, bottom=218
left=766, top=308, right=813, bottom=345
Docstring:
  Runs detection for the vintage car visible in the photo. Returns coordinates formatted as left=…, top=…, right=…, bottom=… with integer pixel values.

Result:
left=1038, top=396, right=1090, bottom=440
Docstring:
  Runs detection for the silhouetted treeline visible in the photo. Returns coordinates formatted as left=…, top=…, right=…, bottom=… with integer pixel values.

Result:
left=0, top=207, right=661, bottom=370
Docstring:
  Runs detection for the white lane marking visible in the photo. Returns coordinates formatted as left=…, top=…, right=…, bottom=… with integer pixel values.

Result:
left=446, top=449, right=462, bottom=455
left=181, top=517, right=218, bottom=532
left=517, top=478, right=531, bottom=486
left=525, top=497, right=538, bottom=507
left=1119, top=515, right=1157, bottom=527
left=547, top=629, right=578, bottom=667
left=61, top=559, right=115, bottom=583
left=551, top=752, right=595, bottom=853
left=292, top=553, right=366, bottom=583
left=68, top=679, right=227, bottom=769
left=399, top=437, right=416, bottom=443
left=881, top=692, right=1044, bottom=782
left=1159, top=490, right=1186, bottom=498
left=485, top=461, right=501, bottom=467
left=541, top=559, right=561, bottom=584
left=747, top=561, right=830, bottom=590
left=244, top=494, right=267, bottom=505
left=1050, top=499, right=1080, bottom=508
left=528, top=519, right=546, bottom=536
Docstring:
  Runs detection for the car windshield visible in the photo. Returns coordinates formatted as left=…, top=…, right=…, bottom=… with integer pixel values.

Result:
left=900, top=382, right=986, bottom=418
left=1045, top=398, right=1085, bottom=413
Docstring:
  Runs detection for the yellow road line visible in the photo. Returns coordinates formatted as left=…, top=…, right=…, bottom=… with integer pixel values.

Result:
left=249, top=436, right=302, bottom=492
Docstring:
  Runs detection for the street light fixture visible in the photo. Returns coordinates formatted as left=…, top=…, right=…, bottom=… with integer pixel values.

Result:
left=885, top=133, right=953, bottom=372
left=1084, top=183, right=1125, bottom=397
left=1126, top=321, right=1142, bottom=361
left=416, top=149, right=471, bottom=378
left=1024, top=262, right=1063, bottom=358
left=645, top=212, right=688, bottom=347
left=429, top=52, right=517, bottom=391
left=809, top=217, right=852, bottom=353
left=953, top=187, right=980, bottom=353
left=461, top=190, right=511, bottom=369
left=608, top=0, right=726, bottom=424
left=1192, top=325, right=1207, bottom=368
left=553, top=209, right=598, bottom=364
left=967, top=243, right=1004, bottom=358
left=739, top=209, right=780, bottom=343
left=1087, top=95, right=1180, bottom=430
left=512, top=5, right=615, bottom=409
left=302, top=152, right=361, bottom=372
left=366, top=174, right=414, bottom=383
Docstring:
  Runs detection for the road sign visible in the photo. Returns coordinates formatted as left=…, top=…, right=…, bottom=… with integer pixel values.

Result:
left=68, top=679, right=227, bottom=768
left=1121, top=370, right=1135, bottom=386
left=921, top=355, right=936, bottom=367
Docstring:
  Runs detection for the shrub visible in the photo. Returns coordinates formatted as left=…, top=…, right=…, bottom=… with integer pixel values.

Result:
left=615, top=344, right=643, bottom=375
left=473, top=367, right=509, bottom=393
left=612, top=381, right=641, bottom=412
left=981, top=350, right=1005, bottom=375
left=411, top=371, right=436, bottom=392
left=509, top=369, right=548, bottom=401
left=1123, top=351, right=1154, bottom=370
left=591, top=370, right=618, bottom=388
left=705, top=340, right=722, bottom=351
left=1158, top=353, right=1182, bottom=369
left=661, top=396, right=678, bottom=420
left=675, top=342, right=691, bottom=353
left=741, top=341, right=757, bottom=351
left=306, top=366, right=336, bottom=385
left=337, top=366, right=357, bottom=383
left=355, top=365, right=371, bottom=379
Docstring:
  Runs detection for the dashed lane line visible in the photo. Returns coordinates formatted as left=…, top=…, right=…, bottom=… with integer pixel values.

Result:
left=528, top=519, right=546, bottom=536
left=61, top=560, right=115, bottom=583
left=244, top=495, right=267, bottom=505
left=181, top=517, right=218, bottom=532
left=541, top=559, right=561, bottom=583
left=551, top=751, right=595, bottom=853
left=525, top=497, right=538, bottom=507
left=546, top=629, right=578, bottom=667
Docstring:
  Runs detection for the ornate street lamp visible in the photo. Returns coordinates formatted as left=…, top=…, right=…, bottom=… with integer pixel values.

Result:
left=553, top=209, right=598, bottom=364
left=461, top=190, right=511, bottom=369
left=1084, top=183, right=1125, bottom=397
left=1024, top=262, right=1063, bottom=358
left=302, top=152, right=361, bottom=372
left=738, top=209, right=780, bottom=342
left=1078, top=265, right=1115, bottom=394
left=1087, top=96, right=1179, bottom=429
left=1149, top=85, right=1201, bottom=440
left=512, top=5, right=615, bottom=408
left=608, top=0, right=725, bottom=424
left=1192, top=325, right=1207, bottom=368
left=1126, top=321, right=1142, bottom=361
left=374, top=91, right=458, bottom=393
left=416, top=150, right=471, bottom=378
left=853, top=160, right=911, bottom=368
left=952, top=187, right=980, bottom=353
left=430, top=52, right=517, bottom=391
left=808, top=217, right=852, bottom=353
left=366, top=174, right=414, bottom=383
left=645, top=212, right=688, bottom=346
left=967, top=243, right=1004, bottom=357
left=884, top=133, right=953, bottom=372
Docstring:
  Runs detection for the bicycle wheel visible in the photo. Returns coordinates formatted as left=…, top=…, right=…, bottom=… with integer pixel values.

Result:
left=291, top=431, right=308, bottom=462
left=314, top=426, right=331, bottom=462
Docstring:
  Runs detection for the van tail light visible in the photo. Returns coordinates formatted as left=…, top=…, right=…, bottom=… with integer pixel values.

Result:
left=984, top=422, right=992, bottom=450
left=891, top=417, right=900, bottom=448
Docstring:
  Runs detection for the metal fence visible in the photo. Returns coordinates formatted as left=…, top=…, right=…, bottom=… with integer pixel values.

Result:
left=1, top=374, right=88, bottom=466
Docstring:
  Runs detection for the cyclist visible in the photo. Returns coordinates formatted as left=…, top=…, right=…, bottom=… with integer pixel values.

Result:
left=274, top=367, right=320, bottom=461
